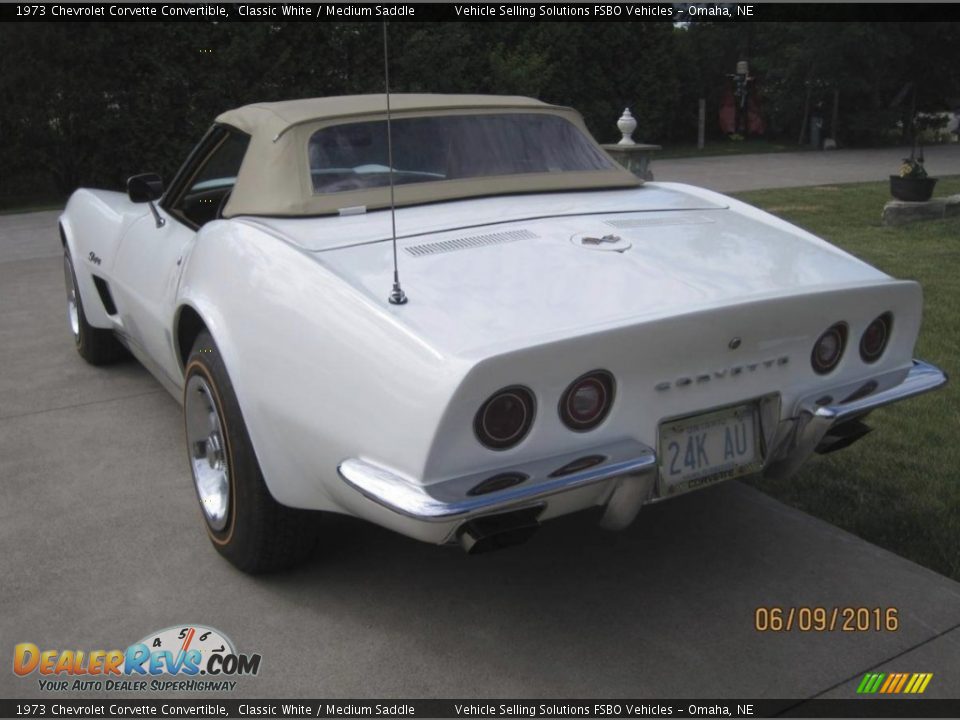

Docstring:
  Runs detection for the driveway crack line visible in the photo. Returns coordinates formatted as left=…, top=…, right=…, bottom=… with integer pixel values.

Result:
left=0, top=389, right=166, bottom=422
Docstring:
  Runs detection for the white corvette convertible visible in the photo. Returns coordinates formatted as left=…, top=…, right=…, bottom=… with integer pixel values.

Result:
left=60, top=94, right=947, bottom=572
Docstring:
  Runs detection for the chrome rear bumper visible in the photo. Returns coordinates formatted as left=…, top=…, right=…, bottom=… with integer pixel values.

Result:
left=763, top=359, right=947, bottom=479
left=339, top=438, right=656, bottom=522
left=338, top=359, right=947, bottom=536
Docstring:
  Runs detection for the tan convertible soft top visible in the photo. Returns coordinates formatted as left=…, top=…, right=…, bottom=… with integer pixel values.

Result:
left=216, top=94, right=640, bottom=217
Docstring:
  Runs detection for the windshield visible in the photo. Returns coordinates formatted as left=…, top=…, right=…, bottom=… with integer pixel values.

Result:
left=307, top=113, right=616, bottom=195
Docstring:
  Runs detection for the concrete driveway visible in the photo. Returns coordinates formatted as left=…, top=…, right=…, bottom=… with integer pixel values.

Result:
left=2, top=207, right=959, bottom=702
left=656, top=144, right=960, bottom=192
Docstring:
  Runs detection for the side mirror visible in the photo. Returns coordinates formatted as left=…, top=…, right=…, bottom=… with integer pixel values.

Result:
left=127, top=173, right=166, bottom=228
left=127, top=173, right=164, bottom=203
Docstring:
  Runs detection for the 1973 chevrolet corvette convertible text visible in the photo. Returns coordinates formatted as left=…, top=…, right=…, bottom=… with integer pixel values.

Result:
left=59, top=95, right=947, bottom=572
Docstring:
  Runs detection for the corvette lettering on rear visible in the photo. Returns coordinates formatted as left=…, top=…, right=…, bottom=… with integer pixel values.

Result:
left=655, top=356, right=789, bottom=391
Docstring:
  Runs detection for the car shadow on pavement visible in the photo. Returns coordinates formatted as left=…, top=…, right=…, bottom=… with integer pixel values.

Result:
left=239, top=481, right=960, bottom=697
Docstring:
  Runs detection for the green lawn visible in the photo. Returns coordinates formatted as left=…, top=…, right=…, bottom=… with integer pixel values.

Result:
left=735, top=177, right=960, bottom=581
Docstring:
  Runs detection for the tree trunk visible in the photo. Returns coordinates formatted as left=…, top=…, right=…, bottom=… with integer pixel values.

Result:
left=798, top=84, right=811, bottom=146
left=831, top=89, right=840, bottom=142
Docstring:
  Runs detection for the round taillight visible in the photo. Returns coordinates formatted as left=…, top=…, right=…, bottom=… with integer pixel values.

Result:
left=860, top=313, right=892, bottom=363
left=811, top=323, right=847, bottom=374
left=559, top=370, right=615, bottom=431
left=474, top=386, right=535, bottom=450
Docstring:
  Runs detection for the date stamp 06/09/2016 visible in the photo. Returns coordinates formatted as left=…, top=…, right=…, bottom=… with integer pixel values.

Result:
left=755, top=606, right=900, bottom=633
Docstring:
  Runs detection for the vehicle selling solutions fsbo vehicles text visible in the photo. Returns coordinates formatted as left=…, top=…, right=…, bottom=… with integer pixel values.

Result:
left=455, top=5, right=677, bottom=19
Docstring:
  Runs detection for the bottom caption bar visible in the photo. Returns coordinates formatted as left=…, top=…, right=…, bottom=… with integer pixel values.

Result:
left=3, top=699, right=960, bottom=719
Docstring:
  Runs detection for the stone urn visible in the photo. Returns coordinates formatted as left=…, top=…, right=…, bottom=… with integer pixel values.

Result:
left=616, top=109, right=637, bottom=146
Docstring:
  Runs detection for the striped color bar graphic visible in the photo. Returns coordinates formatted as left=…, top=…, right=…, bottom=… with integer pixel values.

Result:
left=856, top=672, right=933, bottom=694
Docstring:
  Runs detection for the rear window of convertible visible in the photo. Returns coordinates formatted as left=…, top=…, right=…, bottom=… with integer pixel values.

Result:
left=307, top=113, right=616, bottom=195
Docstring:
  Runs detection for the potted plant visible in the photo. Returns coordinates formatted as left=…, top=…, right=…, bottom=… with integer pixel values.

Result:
left=890, top=146, right=938, bottom=202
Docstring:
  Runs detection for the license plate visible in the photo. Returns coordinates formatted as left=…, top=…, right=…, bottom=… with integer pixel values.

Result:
left=658, top=403, right=762, bottom=497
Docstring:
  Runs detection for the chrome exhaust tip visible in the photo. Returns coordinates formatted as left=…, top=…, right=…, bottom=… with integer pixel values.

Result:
left=456, top=506, right=543, bottom=554
left=815, top=418, right=872, bottom=455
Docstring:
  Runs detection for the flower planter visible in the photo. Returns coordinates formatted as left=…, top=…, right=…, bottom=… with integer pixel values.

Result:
left=890, top=175, right=938, bottom=202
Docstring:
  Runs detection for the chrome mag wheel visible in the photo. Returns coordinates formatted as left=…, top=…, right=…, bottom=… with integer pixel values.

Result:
left=63, top=254, right=80, bottom=341
left=185, top=374, right=230, bottom=531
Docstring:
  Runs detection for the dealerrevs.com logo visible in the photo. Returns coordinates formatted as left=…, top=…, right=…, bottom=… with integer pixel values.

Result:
left=13, top=624, right=261, bottom=692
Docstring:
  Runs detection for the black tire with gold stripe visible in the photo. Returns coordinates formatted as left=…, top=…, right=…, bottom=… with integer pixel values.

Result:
left=184, top=330, right=321, bottom=573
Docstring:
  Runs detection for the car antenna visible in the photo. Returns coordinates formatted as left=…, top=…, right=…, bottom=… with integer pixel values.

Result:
left=383, top=22, right=408, bottom=305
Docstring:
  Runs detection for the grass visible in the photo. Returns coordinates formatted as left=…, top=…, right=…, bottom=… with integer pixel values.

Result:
left=735, top=176, right=960, bottom=581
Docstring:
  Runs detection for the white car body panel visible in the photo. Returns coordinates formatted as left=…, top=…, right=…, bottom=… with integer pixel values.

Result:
left=60, top=178, right=944, bottom=546
left=246, top=185, right=725, bottom=252
left=291, top=191, right=888, bottom=358
left=60, top=189, right=146, bottom=327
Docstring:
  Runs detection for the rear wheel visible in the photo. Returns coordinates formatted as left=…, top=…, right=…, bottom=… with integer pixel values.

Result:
left=184, top=330, right=321, bottom=573
left=63, top=250, right=126, bottom=365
